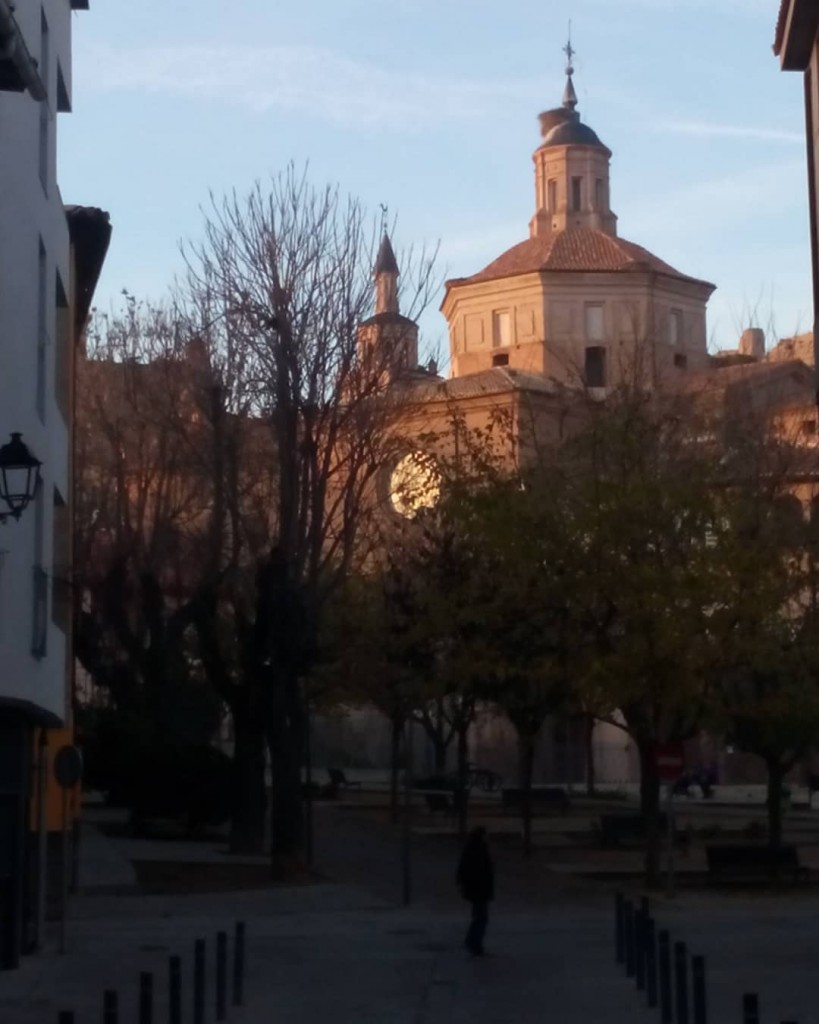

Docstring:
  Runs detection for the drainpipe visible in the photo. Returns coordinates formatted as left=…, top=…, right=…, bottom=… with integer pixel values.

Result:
left=0, top=0, right=46, bottom=101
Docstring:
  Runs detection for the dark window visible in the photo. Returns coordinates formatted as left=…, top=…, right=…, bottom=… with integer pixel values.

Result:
left=595, top=178, right=604, bottom=210
left=492, top=353, right=509, bottom=367
left=571, top=177, right=582, bottom=212
left=548, top=179, right=557, bottom=211
left=674, top=353, right=688, bottom=369
left=584, top=346, right=606, bottom=387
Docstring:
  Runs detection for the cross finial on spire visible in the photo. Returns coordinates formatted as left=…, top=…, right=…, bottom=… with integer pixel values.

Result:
left=562, top=23, right=578, bottom=111
left=563, top=23, right=575, bottom=69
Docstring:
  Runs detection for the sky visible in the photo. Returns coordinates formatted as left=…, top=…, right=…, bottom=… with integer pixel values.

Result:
left=60, top=0, right=811, bottom=365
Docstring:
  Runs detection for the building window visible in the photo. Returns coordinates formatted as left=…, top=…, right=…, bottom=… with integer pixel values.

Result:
left=585, top=303, right=604, bottom=343
left=669, top=309, right=683, bottom=347
left=674, top=353, right=688, bottom=370
left=595, top=178, right=605, bottom=210
left=38, top=9, right=50, bottom=193
left=492, top=310, right=511, bottom=349
left=37, top=239, right=47, bottom=423
left=584, top=346, right=606, bottom=388
left=492, top=353, right=509, bottom=367
left=548, top=178, right=557, bottom=212
left=571, top=177, right=582, bottom=212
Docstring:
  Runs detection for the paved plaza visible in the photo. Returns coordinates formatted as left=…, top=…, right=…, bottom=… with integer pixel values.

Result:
left=5, top=801, right=819, bottom=1023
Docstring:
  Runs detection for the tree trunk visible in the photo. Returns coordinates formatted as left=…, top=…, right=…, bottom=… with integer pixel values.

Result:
left=584, top=715, right=596, bottom=797
left=638, top=741, right=662, bottom=888
left=765, top=757, right=785, bottom=853
left=268, top=676, right=305, bottom=865
left=433, top=737, right=447, bottom=776
left=456, top=724, right=469, bottom=841
left=520, top=734, right=535, bottom=858
left=389, top=716, right=403, bottom=825
left=230, top=703, right=266, bottom=854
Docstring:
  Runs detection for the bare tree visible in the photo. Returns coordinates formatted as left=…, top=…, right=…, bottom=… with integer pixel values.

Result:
left=182, top=166, right=440, bottom=860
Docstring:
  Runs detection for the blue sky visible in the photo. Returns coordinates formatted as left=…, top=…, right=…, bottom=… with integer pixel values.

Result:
left=61, top=0, right=810, bottom=363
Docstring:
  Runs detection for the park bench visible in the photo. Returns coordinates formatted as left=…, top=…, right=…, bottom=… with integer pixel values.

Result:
left=327, top=768, right=362, bottom=791
left=597, top=813, right=673, bottom=848
left=706, top=844, right=810, bottom=884
left=424, top=792, right=454, bottom=814
left=501, top=786, right=570, bottom=816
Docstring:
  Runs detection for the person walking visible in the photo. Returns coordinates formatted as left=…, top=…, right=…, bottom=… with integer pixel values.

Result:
left=456, top=826, right=494, bottom=956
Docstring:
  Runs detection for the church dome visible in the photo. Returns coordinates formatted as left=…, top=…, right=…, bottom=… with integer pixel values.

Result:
left=541, top=115, right=605, bottom=149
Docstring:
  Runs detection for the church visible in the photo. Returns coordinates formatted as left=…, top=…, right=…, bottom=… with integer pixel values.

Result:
left=341, top=45, right=819, bottom=786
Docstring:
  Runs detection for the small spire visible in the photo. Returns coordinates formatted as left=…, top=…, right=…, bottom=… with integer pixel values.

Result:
left=375, top=232, right=399, bottom=276
left=562, top=26, right=578, bottom=111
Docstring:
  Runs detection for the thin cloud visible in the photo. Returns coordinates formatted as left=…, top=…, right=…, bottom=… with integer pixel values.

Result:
left=661, top=120, right=803, bottom=144
left=622, top=158, right=806, bottom=243
left=77, top=41, right=538, bottom=130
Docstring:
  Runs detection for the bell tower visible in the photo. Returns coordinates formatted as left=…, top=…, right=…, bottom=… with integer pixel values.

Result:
left=357, top=232, right=419, bottom=385
left=530, top=39, right=617, bottom=239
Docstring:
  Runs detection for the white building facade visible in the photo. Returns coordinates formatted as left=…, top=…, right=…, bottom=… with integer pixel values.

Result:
left=0, top=0, right=106, bottom=969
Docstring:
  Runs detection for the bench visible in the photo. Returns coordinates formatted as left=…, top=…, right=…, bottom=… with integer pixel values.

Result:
left=706, top=844, right=809, bottom=884
left=328, top=768, right=361, bottom=790
left=424, top=792, right=454, bottom=814
left=598, top=813, right=672, bottom=848
left=501, top=786, right=570, bottom=816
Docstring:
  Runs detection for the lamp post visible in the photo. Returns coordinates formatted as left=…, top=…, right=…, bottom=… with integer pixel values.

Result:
left=0, top=433, right=41, bottom=522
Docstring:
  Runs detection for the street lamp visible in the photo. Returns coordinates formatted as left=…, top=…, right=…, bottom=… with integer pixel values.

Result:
left=0, top=432, right=41, bottom=522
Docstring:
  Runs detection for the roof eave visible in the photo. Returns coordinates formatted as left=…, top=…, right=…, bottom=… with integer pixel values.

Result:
left=775, top=0, right=819, bottom=69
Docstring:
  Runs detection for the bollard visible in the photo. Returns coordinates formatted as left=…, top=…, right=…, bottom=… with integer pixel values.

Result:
left=659, top=929, right=672, bottom=1024
left=194, top=938, right=206, bottom=1024
left=103, top=990, right=118, bottom=1024
left=169, top=955, right=181, bottom=1024
left=216, top=930, right=228, bottom=1022
left=692, top=955, right=707, bottom=1024
left=232, top=920, right=246, bottom=1007
left=139, top=971, right=153, bottom=1024
left=624, top=901, right=635, bottom=978
left=615, top=892, right=625, bottom=965
left=742, top=993, right=760, bottom=1024
left=634, top=905, right=647, bottom=991
left=645, top=916, right=658, bottom=1009
left=675, top=941, right=690, bottom=1024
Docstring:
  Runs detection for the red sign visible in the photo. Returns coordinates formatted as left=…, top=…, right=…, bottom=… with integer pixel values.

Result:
left=655, top=743, right=684, bottom=782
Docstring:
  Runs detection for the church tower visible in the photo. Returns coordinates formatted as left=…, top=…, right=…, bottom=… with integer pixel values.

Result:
left=530, top=40, right=617, bottom=238
left=357, top=232, right=419, bottom=385
left=441, top=39, right=714, bottom=384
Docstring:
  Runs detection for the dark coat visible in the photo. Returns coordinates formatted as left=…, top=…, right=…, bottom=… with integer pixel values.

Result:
left=457, top=836, right=494, bottom=903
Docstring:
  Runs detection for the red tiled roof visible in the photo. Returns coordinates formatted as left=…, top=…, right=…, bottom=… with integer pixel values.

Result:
left=774, top=0, right=790, bottom=54
left=448, top=228, right=714, bottom=290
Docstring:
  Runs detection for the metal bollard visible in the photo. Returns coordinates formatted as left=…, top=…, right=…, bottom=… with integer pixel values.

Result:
left=645, top=916, right=658, bottom=1009
left=103, top=990, right=118, bottom=1024
left=675, top=941, right=690, bottom=1024
left=139, top=971, right=153, bottom=1024
left=216, top=930, right=228, bottom=1022
left=194, top=938, right=206, bottom=1024
left=232, top=920, right=246, bottom=1007
left=692, top=955, right=707, bottom=1024
left=659, top=929, right=672, bottom=1024
left=635, top=902, right=646, bottom=991
left=615, top=892, right=625, bottom=965
left=625, top=900, right=635, bottom=978
left=169, top=955, right=181, bottom=1024
left=742, top=993, right=760, bottom=1024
